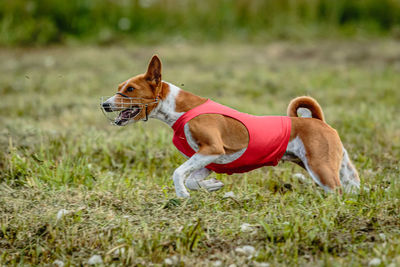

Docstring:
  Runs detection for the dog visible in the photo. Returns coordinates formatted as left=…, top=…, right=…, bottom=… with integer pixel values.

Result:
left=101, top=55, right=360, bottom=198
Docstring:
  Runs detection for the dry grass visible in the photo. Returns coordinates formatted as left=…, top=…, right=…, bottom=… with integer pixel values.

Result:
left=1, top=40, right=400, bottom=266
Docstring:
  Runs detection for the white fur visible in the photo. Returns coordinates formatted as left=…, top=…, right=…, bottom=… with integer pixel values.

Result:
left=149, top=82, right=184, bottom=126
left=173, top=154, right=220, bottom=198
left=185, top=168, right=211, bottom=190
left=297, top=107, right=312, bottom=118
left=185, top=168, right=224, bottom=191
left=339, top=147, right=360, bottom=193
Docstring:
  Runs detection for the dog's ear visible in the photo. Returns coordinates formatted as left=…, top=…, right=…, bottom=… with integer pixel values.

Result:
left=145, top=55, right=162, bottom=88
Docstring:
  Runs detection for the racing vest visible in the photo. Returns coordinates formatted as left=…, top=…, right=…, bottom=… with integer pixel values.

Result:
left=171, top=99, right=291, bottom=174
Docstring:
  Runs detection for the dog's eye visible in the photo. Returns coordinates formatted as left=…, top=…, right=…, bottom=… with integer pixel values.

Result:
left=126, top=87, right=134, bottom=92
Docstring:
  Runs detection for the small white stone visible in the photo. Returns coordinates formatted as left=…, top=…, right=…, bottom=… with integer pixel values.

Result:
left=53, top=260, right=64, bottom=267
left=56, top=209, right=71, bottom=220
left=235, top=247, right=245, bottom=254
left=164, top=256, right=179, bottom=265
left=254, top=262, right=270, bottom=267
left=113, top=247, right=126, bottom=256
left=243, top=245, right=256, bottom=255
left=240, top=223, right=253, bottom=232
left=88, top=255, right=103, bottom=265
left=293, top=173, right=307, bottom=182
left=368, top=258, right=382, bottom=266
left=164, top=258, right=173, bottom=265
left=171, top=255, right=179, bottom=263
left=235, top=245, right=256, bottom=256
left=223, top=191, right=236, bottom=198
left=379, top=233, right=386, bottom=240
left=213, top=260, right=223, bottom=266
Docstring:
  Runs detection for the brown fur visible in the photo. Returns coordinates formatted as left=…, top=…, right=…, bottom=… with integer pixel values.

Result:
left=175, top=90, right=207, bottom=113
left=188, top=115, right=249, bottom=155
left=114, top=56, right=169, bottom=121
left=286, top=96, right=346, bottom=189
left=287, top=96, right=325, bottom=121
left=289, top=117, right=343, bottom=188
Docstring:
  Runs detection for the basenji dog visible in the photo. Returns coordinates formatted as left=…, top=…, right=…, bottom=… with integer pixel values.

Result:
left=101, top=55, right=360, bottom=198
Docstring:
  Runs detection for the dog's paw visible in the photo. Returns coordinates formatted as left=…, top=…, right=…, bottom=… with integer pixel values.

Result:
left=185, top=179, right=201, bottom=190
left=199, top=178, right=224, bottom=192
left=176, top=189, right=190, bottom=198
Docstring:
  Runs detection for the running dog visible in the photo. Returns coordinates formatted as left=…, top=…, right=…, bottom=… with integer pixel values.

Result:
left=101, top=55, right=360, bottom=198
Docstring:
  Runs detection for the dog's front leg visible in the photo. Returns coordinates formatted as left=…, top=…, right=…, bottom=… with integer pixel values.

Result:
left=185, top=168, right=224, bottom=192
left=173, top=153, right=220, bottom=198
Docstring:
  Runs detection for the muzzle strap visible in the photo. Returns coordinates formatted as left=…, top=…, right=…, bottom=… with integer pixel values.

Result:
left=116, top=92, right=130, bottom=98
left=144, top=104, right=149, bottom=121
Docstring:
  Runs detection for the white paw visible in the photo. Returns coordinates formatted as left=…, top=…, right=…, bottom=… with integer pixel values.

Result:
left=176, top=189, right=190, bottom=198
left=185, top=179, right=201, bottom=191
left=199, top=178, right=224, bottom=192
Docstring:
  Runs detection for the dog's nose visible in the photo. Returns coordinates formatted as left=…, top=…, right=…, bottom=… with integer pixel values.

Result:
left=102, top=102, right=113, bottom=112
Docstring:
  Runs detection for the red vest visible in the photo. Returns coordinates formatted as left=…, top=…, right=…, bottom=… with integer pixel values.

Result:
left=172, top=99, right=291, bottom=174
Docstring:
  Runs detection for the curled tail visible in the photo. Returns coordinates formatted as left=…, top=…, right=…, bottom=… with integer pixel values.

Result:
left=287, top=96, right=325, bottom=122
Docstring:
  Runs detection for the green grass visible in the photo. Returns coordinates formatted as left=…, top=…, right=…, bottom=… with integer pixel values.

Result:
left=1, top=0, right=400, bottom=45
left=1, top=40, right=400, bottom=266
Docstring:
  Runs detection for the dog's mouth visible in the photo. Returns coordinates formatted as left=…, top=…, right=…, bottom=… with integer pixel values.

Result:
left=115, top=107, right=141, bottom=126
left=101, top=96, right=158, bottom=125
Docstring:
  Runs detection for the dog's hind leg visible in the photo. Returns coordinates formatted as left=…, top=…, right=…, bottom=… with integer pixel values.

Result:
left=185, top=168, right=224, bottom=192
left=306, top=158, right=341, bottom=192
left=285, top=136, right=342, bottom=192
left=339, top=147, right=360, bottom=193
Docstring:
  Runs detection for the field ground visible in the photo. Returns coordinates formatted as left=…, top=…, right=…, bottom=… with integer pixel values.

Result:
left=1, top=40, right=400, bottom=266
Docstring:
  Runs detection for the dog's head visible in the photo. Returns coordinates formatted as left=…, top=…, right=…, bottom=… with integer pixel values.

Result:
left=101, top=55, right=163, bottom=126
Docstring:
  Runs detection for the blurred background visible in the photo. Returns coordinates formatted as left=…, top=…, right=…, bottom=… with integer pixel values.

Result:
left=1, top=1, right=400, bottom=266
left=1, top=0, right=400, bottom=45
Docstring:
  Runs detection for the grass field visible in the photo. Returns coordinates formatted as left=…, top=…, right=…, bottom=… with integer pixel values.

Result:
left=1, top=40, right=400, bottom=266
left=2, top=0, right=400, bottom=45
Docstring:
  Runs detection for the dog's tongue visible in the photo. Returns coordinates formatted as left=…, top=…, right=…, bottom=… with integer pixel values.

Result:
left=118, top=108, right=140, bottom=121
left=121, top=109, right=133, bottom=119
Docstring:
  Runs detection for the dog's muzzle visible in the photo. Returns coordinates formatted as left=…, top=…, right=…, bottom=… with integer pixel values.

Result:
left=100, top=95, right=158, bottom=126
